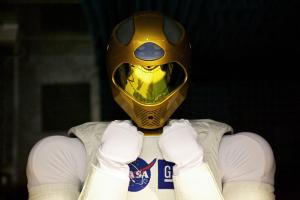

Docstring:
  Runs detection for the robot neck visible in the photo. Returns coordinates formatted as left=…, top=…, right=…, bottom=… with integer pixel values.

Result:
left=138, top=127, right=163, bottom=136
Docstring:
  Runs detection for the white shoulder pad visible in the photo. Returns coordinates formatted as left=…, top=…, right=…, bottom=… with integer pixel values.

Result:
left=219, top=132, right=275, bottom=185
left=26, top=136, right=86, bottom=189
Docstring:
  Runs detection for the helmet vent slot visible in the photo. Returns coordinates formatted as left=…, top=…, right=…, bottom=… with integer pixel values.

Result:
left=135, top=107, right=165, bottom=127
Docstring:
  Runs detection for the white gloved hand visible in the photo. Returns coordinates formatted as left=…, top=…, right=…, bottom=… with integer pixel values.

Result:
left=159, top=119, right=204, bottom=175
left=97, top=120, right=144, bottom=178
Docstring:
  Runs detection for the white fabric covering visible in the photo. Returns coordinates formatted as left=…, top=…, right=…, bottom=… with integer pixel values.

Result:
left=219, top=132, right=275, bottom=185
left=173, top=163, right=224, bottom=200
left=222, top=181, right=275, bottom=200
left=27, top=136, right=86, bottom=188
left=159, top=119, right=204, bottom=175
left=78, top=165, right=129, bottom=200
left=27, top=129, right=275, bottom=199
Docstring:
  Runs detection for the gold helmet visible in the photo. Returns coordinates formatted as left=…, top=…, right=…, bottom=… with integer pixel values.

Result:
left=107, top=11, right=191, bottom=130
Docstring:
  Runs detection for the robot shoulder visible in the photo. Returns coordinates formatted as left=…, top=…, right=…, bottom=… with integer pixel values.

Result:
left=26, top=135, right=86, bottom=188
left=219, top=132, right=275, bottom=185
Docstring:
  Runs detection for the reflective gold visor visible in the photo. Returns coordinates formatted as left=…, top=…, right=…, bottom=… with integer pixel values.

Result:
left=114, top=62, right=186, bottom=104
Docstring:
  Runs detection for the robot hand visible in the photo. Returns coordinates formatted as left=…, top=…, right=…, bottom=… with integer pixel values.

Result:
left=159, top=119, right=204, bottom=175
left=97, top=120, right=144, bottom=177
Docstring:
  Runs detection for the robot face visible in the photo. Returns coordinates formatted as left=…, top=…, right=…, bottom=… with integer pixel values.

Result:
left=113, top=62, right=186, bottom=105
left=107, top=11, right=191, bottom=129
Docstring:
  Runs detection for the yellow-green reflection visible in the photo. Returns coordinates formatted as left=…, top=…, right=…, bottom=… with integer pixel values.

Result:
left=114, top=63, right=185, bottom=104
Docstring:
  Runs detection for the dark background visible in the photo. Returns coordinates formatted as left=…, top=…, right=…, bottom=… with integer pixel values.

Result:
left=1, top=0, right=299, bottom=199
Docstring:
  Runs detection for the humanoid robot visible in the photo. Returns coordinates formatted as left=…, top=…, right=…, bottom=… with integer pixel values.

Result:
left=27, top=11, right=276, bottom=200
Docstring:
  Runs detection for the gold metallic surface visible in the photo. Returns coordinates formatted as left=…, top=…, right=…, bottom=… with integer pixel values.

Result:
left=107, top=11, right=191, bottom=129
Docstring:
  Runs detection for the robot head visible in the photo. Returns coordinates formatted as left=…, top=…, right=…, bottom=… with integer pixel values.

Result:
left=107, top=11, right=191, bottom=129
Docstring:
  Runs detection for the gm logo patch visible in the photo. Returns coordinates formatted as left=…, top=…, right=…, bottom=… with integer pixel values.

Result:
left=158, top=160, right=175, bottom=189
left=128, top=158, right=156, bottom=192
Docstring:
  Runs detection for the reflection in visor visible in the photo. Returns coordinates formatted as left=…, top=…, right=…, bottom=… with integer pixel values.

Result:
left=114, top=62, right=185, bottom=104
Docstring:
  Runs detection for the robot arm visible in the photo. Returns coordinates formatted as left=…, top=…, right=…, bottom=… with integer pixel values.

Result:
left=172, top=163, right=224, bottom=200
left=159, top=120, right=224, bottom=200
left=172, top=132, right=276, bottom=200
left=219, top=132, right=276, bottom=200
left=159, top=121, right=275, bottom=200
left=222, top=181, right=275, bottom=200
left=78, top=164, right=129, bottom=200
left=26, top=136, right=130, bottom=200
left=27, top=121, right=143, bottom=200
left=79, top=120, right=143, bottom=200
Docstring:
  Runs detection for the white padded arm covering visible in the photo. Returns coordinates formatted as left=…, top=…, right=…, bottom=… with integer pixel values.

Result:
left=173, top=163, right=224, bottom=200
left=28, top=184, right=80, bottom=200
left=223, top=181, right=275, bottom=200
left=78, top=165, right=129, bottom=200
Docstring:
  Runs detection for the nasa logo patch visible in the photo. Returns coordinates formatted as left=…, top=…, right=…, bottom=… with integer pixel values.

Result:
left=128, top=158, right=156, bottom=192
left=158, top=159, right=175, bottom=189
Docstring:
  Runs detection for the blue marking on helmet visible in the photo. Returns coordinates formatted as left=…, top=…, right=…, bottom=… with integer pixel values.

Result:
left=134, top=42, right=165, bottom=61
